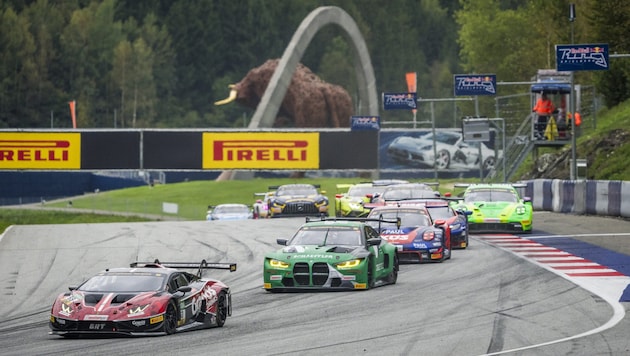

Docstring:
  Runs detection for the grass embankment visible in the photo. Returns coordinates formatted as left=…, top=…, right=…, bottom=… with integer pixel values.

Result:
left=0, top=178, right=465, bottom=234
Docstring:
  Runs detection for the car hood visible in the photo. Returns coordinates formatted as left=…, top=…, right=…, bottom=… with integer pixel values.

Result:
left=466, top=201, right=522, bottom=216
left=52, top=290, right=168, bottom=321
left=267, top=244, right=369, bottom=261
left=378, top=226, right=425, bottom=244
left=211, top=213, right=251, bottom=220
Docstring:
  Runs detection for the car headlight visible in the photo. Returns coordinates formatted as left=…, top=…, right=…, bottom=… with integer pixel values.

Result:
left=128, top=304, right=150, bottom=316
left=336, top=259, right=362, bottom=269
left=515, top=205, right=526, bottom=214
left=422, top=231, right=435, bottom=241
left=449, top=223, right=461, bottom=230
left=269, top=259, right=290, bottom=269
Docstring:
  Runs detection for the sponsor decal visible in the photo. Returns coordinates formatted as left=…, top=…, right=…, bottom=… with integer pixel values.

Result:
left=270, top=275, right=283, bottom=281
left=89, top=323, right=106, bottom=330
left=341, top=275, right=356, bottom=281
left=0, top=133, right=80, bottom=169
left=203, top=132, right=319, bottom=169
left=430, top=253, right=442, bottom=259
left=383, top=234, right=410, bottom=241
left=150, top=315, right=164, bottom=324
left=84, top=314, right=109, bottom=321
left=353, top=283, right=367, bottom=289
left=292, top=254, right=336, bottom=260
left=131, top=320, right=146, bottom=327
left=413, top=243, right=428, bottom=249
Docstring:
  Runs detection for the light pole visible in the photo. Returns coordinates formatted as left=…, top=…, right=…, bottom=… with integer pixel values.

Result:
left=569, top=3, right=577, bottom=180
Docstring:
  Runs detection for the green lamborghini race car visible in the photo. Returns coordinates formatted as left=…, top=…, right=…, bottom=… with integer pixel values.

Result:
left=263, top=218, right=399, bottom=291
left=450, top=183, right=533, bottom=233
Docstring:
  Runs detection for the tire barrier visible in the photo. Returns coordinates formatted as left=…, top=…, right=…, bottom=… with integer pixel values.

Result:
left=524, top=179, right=630, bottom=218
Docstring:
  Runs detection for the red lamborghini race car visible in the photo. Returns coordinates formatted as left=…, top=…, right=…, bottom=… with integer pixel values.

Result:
left=49, top=259, right=236, bottom=337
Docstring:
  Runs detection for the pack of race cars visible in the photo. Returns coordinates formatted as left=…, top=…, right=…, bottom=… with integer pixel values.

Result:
left=49, top=180, right=533, bottom=337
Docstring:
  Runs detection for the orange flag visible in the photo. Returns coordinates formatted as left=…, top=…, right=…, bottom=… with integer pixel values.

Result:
left=69, top=100, right=77, bottom=128
left=406, top=72, right=417, bottom=114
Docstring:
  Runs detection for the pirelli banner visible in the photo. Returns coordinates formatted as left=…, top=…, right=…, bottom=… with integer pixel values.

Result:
left=0, top=130, right=377, bottom=170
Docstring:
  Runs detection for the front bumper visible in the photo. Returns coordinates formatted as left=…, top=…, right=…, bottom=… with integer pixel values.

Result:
left=49, top=314, right=167, bottom=336
left=264, top=261, right=368, bottom=291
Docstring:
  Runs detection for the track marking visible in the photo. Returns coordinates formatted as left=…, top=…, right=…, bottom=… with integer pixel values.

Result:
left=475, top=232, right=630, bottom=356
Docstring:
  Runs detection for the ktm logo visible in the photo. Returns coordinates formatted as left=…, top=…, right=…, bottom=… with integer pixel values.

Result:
left=213, top=140, right=307, bottom=161
left=0, top=140, right=70, bottom=162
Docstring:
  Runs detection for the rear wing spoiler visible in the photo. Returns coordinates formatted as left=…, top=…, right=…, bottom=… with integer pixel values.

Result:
left=454, top=183, right=527, bottom=189
left=131, top=259, right=237, bottom=278
left=268, top=184, right=321, bottom=190
left=306, top=216, right=401, bottom=230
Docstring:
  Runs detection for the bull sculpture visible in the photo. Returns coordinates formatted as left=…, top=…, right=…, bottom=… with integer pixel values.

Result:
left=215, top=59, right=353, bottom=128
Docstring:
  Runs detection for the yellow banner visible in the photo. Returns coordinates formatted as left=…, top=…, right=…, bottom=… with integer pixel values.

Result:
left=203, top=132, right=319, bottom=169
left=0, top=132, right=81, bottom=169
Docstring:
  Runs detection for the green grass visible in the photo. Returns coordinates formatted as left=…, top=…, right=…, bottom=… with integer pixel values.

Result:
left=0, top=177, right=472, bottom=234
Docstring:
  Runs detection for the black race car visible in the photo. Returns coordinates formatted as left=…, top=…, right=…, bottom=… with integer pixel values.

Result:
left=267, top=183, right=329, bottom=217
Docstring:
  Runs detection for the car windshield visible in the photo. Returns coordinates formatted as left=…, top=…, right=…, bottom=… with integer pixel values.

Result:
left=382, top=187, right=436, bottom=200
left=348, top=185, right=388, bottom=197
left=289, top=227, right=362, bottom=246
left=426, top=206, right=454, bottom=219
left=464, top=189, right=518, bottom=203
left=78, top=273, right=166, bottom=292
left=215, top=205, right=248, bottom=214
left=368, top=211, right=430, bottom=227
left=277, top=186, right=317, bottom=197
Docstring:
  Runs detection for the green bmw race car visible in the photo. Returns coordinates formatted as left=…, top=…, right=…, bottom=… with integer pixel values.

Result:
left=450, top=183, right=533, bottom=233
left=263, top=218, right=399, bottom=291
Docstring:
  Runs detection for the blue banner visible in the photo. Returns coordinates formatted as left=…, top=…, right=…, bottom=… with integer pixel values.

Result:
left=382, top=92, right=417, bottom=110
left=556, top=43, right=609, bottom=71
left=351, top=116, right=380, bottom=130
left=454, top=74, right=496, bottom=96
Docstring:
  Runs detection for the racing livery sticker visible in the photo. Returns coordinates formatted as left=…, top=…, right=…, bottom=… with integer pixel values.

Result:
left=0, top=132, right=80, bottom=169
left=203, top=132, right=319, bottom=169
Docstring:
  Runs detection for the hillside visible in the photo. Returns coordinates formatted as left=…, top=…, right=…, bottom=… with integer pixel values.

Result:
left=518, top=99, right=630, bottom=181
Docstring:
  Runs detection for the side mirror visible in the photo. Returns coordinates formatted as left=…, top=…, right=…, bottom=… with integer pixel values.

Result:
left=367, top=238, right=381, bottom=246
left=276, top=238, right=288, bottom=246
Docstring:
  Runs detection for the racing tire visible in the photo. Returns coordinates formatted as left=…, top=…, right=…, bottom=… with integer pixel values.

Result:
left=162, top=301, right=178, bottom=335
left=435, top=150, right=451, bottom=169
left=216, top=291, right=228, bottom=327
left=367, top=257, right=375, bottom=289
left=386, top=255, right=399, bottom=285
left=463, top=231, right=469, bottom=249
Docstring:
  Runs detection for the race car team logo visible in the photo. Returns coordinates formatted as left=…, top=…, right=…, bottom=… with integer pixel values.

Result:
left=203, top=132, right=319, bottom=169
left=0, top=132, right=81, bottom=169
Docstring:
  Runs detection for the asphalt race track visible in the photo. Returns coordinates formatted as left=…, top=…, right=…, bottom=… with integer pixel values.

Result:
left=1, top=212, right=629, bottom=356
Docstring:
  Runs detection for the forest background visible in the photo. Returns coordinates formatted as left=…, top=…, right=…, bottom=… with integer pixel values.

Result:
left=1, top=0, right=629, bottom=130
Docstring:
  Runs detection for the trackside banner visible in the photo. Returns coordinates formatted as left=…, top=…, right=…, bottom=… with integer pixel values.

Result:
left=202, top=132, right=319, bottom=169
left=0, top=132, right=81, bottom=169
